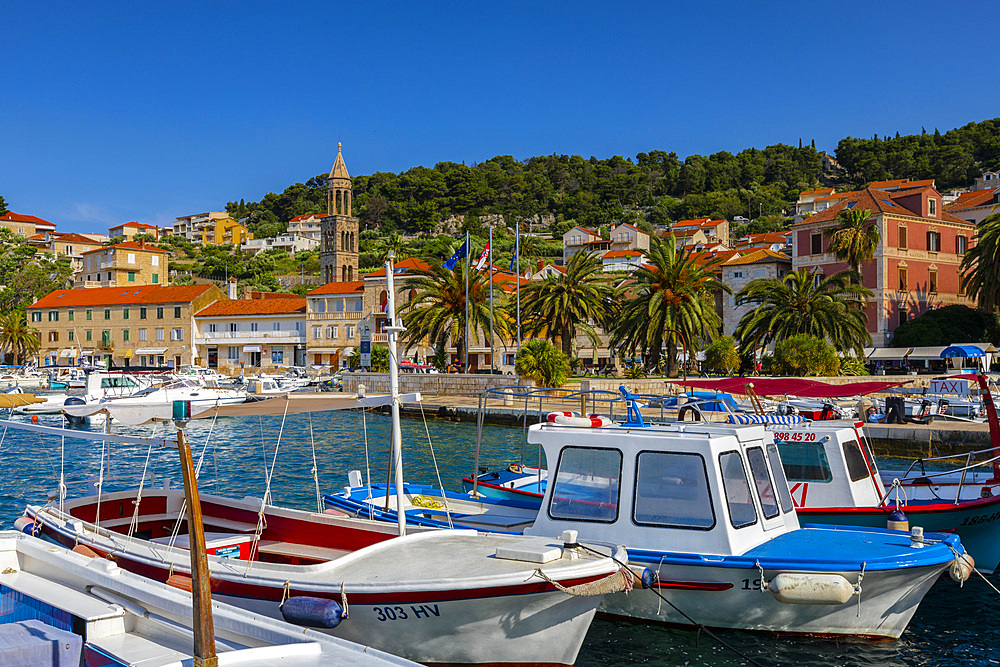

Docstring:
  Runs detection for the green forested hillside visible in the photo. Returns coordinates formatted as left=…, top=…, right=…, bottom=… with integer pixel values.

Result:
left=227, top=118, right=1000, bottom=243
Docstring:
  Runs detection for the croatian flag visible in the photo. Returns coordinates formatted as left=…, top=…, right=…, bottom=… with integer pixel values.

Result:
left=444, top=239, right=468, bottom=271
left=474, top=241, right=490, bottom=271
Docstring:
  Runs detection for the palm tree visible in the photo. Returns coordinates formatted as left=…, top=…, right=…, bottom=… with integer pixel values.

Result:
left=734, top=269, right=872, bottom=356
left=961, top=212, right=1000, bottom=311
left=0, top=310, right=40, bottom=365
left=518, top=252, right=616, bottom=358
left=824, top=208, right=880, bottom=280
left=514, top=339, right=570, bottom=388
left=609, top=235, right=729, bottom=376
left=401, top=259, right=495, bottom=368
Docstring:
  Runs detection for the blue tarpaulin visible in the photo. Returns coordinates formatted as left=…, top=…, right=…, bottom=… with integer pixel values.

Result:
left=941, top=345, right=985, bottom=359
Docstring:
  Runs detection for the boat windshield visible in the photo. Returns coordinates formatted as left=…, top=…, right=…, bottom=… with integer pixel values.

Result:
left=746, top=447, right=779, bottom=519
left=548, top=446, right=621, bottom=523
left=766, top=444, right=795, bottom=513
left=842, top=440, right=871, bottom=482
left=777, top=442, right=833, bottom=482
left=632, top=451, right=714, bottom=529
left=719, top=451, right=758, bottom=528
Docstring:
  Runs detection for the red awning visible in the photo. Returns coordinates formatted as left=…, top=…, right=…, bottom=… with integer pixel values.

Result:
left=666, top=377, right=910, bottom=398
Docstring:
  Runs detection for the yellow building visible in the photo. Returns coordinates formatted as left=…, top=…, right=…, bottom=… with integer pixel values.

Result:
left=77, top=241, right=171, bottom=288
left=172, top=211, right=252, bottom=245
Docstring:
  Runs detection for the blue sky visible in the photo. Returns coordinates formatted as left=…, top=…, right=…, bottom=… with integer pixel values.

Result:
left=4, top=1, right=998, bottom=233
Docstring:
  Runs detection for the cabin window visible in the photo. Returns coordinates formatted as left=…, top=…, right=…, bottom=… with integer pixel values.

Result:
left=777, top=442, right=833, bottom=482
left=842, top=440, right=871, bottom=482
left=632, top=451, right=715, bottom=530
left=746, top=447, right=780, bottom=519
left=766, top=444, right=795, bottom=513
left=719, top=451, right=757, bottom=528
left=548, top=446, right=621, bottom=523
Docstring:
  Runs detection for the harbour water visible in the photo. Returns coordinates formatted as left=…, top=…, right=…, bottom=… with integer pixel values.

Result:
left=1, top=410, right=997, bottom=666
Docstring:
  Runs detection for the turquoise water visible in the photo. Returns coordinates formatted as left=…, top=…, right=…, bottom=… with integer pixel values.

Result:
left=0, top=411, right=996, bottom=666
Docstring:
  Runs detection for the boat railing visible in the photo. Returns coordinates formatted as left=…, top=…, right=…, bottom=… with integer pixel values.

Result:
left=47, top=472, right=164, bottom=500
left=883, top=446, right=1000, bottom=505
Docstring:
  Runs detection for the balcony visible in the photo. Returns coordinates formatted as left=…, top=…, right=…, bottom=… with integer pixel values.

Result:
left=195, top=330, right=306, bottom=345
left=308, top=312, right=365, bottom=321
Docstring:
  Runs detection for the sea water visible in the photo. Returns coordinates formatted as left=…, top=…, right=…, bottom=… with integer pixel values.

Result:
left=0, top=410, right=995, bottom=666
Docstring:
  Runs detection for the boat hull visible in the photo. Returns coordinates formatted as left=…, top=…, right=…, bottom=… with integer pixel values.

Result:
left=601, top=558, right=943, bottom=639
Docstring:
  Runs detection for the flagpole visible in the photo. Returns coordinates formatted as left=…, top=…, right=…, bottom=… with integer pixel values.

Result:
left=515, top=220, right=521, bottom=350
left=489, top=226, right=494, bottom=372
left=464, top=230, right=470, bottom=373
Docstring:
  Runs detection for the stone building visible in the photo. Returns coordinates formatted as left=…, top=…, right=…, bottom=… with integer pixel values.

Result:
left=0, top=211, right=56, bottom=237
left=305, top=280, right=365, bottom=367
left=720, top=249, right=792, bottom=337
left=109, top=221, right=161, bottom=240
left=76, top=241, right=170, bottom=287
left=28, top=232, right=104, bottom=274
left=194, top=293, right=307, bottom=373
left=28, top=284, right=224, bottom=369
left=320, top=143, right=359, bottom=283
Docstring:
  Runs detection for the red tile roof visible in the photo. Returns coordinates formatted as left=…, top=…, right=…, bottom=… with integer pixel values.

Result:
left=614, top=222, right=645, bottom=234
left=365, top=257, right=432, bottom=278
left=195, top=297, right=305, bottom=317
left=307, top=280, right=365, bottom=296
left=813, top=192, right=850, bottom=203
left=584, top=239, right=611, bottom=246
left=111, top=221, right=159, bottom=230
left=81, top=241, right=170, bottom=255
left=569, top=225, right=600, bottom=237
left=946, top=189, right=998, bottom=211
left=289, top=214, right=324, bottom=221
left=602, top=250, right=643, bottom=259
left=28, top=284, right=215, bottom=309
left=724, top=249, right=791, bottom=266
left=1, top=211, right=55, bottom=226
left=794, top=187, right=970, bottom=227
left=50, top=232, right=104, bottom=245
left=737, top=232, right=791, bottom=247
left=798, top=188, right=835, bottom=197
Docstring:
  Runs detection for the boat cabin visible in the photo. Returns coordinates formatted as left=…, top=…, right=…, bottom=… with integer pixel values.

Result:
left=773, top=422, right=886, bottom=509
left=523, top=420, right=800, bottom=556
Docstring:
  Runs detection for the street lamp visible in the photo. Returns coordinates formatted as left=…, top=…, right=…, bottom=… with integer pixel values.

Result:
left=664, top=328, right=690, bottom=384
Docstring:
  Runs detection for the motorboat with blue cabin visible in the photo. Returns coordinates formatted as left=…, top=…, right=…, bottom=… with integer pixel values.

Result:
left=326, top=390, right=973, bottom=638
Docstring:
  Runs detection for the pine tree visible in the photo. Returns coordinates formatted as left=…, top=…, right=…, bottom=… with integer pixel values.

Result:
left=0, top=196, right=7, bottom=216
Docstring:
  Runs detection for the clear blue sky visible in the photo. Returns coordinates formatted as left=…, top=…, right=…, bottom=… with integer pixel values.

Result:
left=4, top=1, right=997, bottom=233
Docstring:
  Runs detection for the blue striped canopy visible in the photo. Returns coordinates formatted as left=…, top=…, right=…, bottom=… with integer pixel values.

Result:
left=940, top=345, right=985, bottom=359
left=727, top=413, right=807, bottom=425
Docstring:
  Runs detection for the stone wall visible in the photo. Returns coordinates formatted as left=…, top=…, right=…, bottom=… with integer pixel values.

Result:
left=344, top=372, right=526, bottom=396
left=577, top=374, right=934, bottom=395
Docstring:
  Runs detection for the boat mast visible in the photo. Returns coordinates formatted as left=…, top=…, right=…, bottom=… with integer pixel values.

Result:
left=385, top=251, right=407, bottom=536
left=174, top=403, right=217, bottom=667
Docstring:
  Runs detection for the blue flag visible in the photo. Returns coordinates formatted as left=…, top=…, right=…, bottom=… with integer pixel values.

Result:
left=508, top=231, right=519, bottom=272
left=444, top=239, right=468, bottom=271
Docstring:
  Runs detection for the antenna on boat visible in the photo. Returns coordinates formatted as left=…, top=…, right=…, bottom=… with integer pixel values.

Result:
left=172, top=399, right=218, bottom=666
left=385, top=251, right=407, bottom=536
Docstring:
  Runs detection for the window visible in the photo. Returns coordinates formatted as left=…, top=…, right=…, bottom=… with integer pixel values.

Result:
left=719, top=452, right=757, bottom=528
left=152, top=273, right=159, bottom=284
left=346, top=325, right=355, bottom=339
left=170, top=328, right=183, bottom=341
left=336, top=299, right=345, bottom=312
left=312, top=325, right=321, bottom=340
left=68, top=330, right=74, bottom=342
left=127, top=253, right=136, bottom=264
left=86, top=310, right=92, bottom=321
left=140, top=307, right=147, bottom=319
left=900, top=307, right=909, bottom=326
left=156, top=307, right=164, bottom=319
left=957, top=235, right=967, bottom=254
left=128, top=272, right=135, bottom=282
left=928, top=198, right=937, bottom=216
left=766, top=444, right=794, bottom=513
left=228, top=322, right=237, bottom=333
left=250, top=322, right=258, bottom=332
left=272, top=322, right=281, bottom=331
left=898, top=225, right=908, bottom=249
left=152, top=256, right=159, bottom=266
left=317, top=300, right=326, bottom=314
left=31, top=311, right=41, bottom=322
left=327, top=325, right=337, bottom=339
left=746, top=447, right=779, bottom=519
left=122, top=329, right=130, bottom=342
left=208, top=323, right=217, bottom=333
left=632, top=451, right=714, bottom=529
left=101, top=330, right=111, bottom=346
left=156, top=328, right=164, bottom=341
left=48, top=331, right=58, bottom=342
left=104, top=309, right=111, bottom=320
left=86, top=330, right=92, bottom=342
left=898, top=267, right=908, bottom=291
left=843, top=440, right=871, bottom=482
left=810, top=233, right=822, bottom=254
left=272, top=348, right=284, bottom=363
left=228, top=346, right=239, bottom=360
left=68, top=311, right=74, bottom=322
left=139, top=328, right=147, bottom=341
left=927, top=231, right=941, bottom=252
left=732, top=270, right=744, bottom=279
left=929, top=270, right=938, bottom=293
left=123, top=308, right=129, bottom=320
left=48, top=311, right=58, bottom=321
left=548, top=446, right=622, bottom=523
left=349, top=299, right=362, bottom=312
left=174, top=306, right=181, bottom=318
left=777, top=442, right=832, bottom=482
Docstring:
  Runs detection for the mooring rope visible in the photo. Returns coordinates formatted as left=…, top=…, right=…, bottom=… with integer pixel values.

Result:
left=417, top=401, right=453, bottom=529
left=308, top=411, right=322, bottom=513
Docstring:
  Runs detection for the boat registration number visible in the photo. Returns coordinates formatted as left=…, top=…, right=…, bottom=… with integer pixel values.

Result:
left=773, top=432, right=817, bottom=442
left=372, top=604, right=441, bottom=621
left=960, top=511, right=1000, bottom=526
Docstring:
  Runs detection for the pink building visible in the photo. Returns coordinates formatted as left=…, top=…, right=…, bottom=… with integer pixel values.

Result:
left=793, top=183, right=975, bottom=346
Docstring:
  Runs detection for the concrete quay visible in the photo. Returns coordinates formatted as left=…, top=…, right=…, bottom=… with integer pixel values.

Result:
left=393, top=394, right=995, bottom=460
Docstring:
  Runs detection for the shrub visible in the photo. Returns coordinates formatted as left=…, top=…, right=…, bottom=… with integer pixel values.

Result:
left=349, top=344, right=390, bottom=372
left=703, top=336, right=740, bottom=375
left=771, top=334, right=840, bottom=376
left=839, top=356, right=868, bottom=376
left=515, top=339, right=570, bottom=388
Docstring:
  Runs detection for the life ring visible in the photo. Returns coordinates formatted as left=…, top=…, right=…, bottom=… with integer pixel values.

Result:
left=678, top=406, right=702, bottom=422
left=411, top=495, right=445, bottom=509
left=546, top=412, right=613, bottom=427
left=508, top=464, right=522, bottom=474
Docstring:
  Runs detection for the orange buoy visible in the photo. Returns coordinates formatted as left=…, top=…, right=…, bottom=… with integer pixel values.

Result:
left=31, top=415, right=38, bottom=423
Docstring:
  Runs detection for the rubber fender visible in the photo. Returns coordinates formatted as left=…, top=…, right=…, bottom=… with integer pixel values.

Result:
left=13, top=517, right=36, bottom=535
left=628, top=565, right=656, bottom=589
left=166, top=574, right=193, bottom=592
left=281, top=596, right=346, bottom=628
left=950, top=553, right=975, bottom=583
left=767, top=573, right=854, bottom=605
left=887, top=509, right=909, bottom=532
left=72, top=544, right=100, bottom=559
